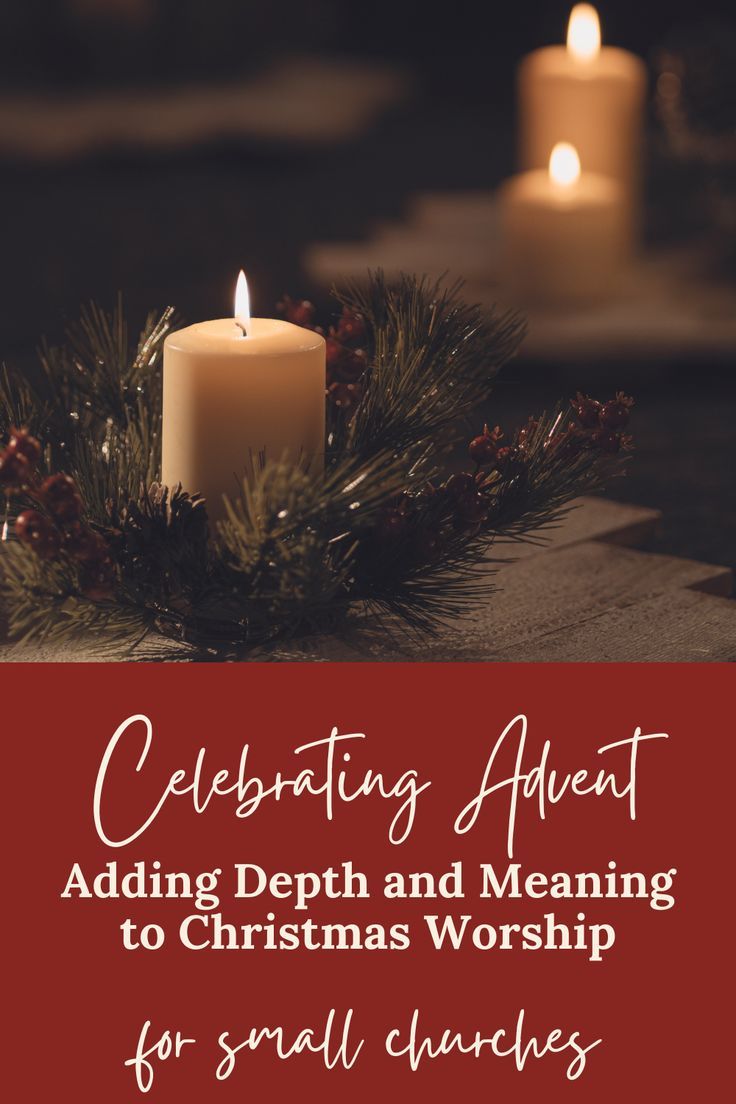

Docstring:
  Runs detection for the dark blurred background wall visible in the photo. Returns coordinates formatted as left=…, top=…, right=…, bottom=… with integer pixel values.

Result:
left=0, top=0, right=733, bottom=567
left=0, top=1, right=716, bottom=89
left=0, top=0, right=730, bottom=330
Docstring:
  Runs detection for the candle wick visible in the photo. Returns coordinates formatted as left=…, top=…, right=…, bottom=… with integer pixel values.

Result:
left=236, top=320, right=249, bottom=338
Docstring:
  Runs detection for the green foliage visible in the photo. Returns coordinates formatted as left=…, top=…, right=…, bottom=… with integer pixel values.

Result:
left=0, top=541, right=149, bottom=652
left=0, top=276, right=629, bottom=658
left=331, top=272, right=526, bottom=458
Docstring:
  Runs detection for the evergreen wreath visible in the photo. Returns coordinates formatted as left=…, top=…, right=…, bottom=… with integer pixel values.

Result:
left=0, top=272, right=634, bottom=659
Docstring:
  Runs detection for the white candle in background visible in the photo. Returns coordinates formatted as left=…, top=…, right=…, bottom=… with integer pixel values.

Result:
left=499, top=142, right=626, bottom=307
left=162, top=271, right=326, bottom=521
left=518, top=4, right=646, bottom=235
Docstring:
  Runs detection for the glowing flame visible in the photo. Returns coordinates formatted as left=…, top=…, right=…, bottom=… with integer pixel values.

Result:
left=549, top=142, right=581, bottom=187
left=567, top=4, right=601, bottom=61
left=235, top=269, right=251, bottom=336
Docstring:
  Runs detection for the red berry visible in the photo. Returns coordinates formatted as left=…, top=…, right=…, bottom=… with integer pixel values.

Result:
left=289, top=300, right=316, bottom=328
left=599, top=393, right=634, bottom=429
left=80, top=558, right=115, bottom=601
left=495, top=446, right=526, bottom=476
left=65, top=523, right=107, bottom=563
left=0, top=449, right=31, bottom=489
left=328, top=380, right=363, bottom=412
left=7, top=427, right=42, bottom=467
left=39, top=473, right=82, bottom=522
left=15, top=510, right=61, bottom=559
left=570, top=393, right=601, bottom=428
left=326, top=336, right=347, bottom=369
left=591, top=429, right=621, bottom=453
left=469, top=434, right=498, bottom=465
left=517, top=418, right=539, bottom=450
left=469, top=424, right=503, bottom=464
left=334, top=347, right=367, bottom=383
left=335, top=308, right=366, bottom=344
left=549, top=426, right=585, bottom=459
left=445, top=472, right=476, bottom=498
left=278, top=296, right=316, bottom=328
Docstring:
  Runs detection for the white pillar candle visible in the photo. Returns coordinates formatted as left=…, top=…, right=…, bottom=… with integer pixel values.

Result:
left=162, top=271, right=326, bottom=520
left=499, top=142, right=626, bottom=308
left=518, top=4, right=646, bottom=234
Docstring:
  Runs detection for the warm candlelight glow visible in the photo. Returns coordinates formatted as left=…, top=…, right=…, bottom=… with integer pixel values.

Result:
left=235, top=269, right=251, bottom=337
left=549, top=142, right=581, bottom=187
left=567, top=4, right=601, bottom=61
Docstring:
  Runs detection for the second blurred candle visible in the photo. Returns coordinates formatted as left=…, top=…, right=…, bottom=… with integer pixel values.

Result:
left=499, top=142, right=625, bottom=307
left=517, top=4, right=646, bottom=237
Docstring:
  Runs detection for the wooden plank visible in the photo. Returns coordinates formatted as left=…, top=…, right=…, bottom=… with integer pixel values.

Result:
left=495, top=496, right=660, bottom=561
left=446, top=541, right=730, bottom=649
left=262, top=541, right=735, bottom=663
left=493, top=589, right=736, bottom=663
left=432, top=542, right=734, bottom=661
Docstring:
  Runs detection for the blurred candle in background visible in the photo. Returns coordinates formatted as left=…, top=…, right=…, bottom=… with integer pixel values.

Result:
left=162, top=271, right=326, bottom=522
left=499, top=142, right=626, bottom=308
left=517, top=4, right=647, bottom=238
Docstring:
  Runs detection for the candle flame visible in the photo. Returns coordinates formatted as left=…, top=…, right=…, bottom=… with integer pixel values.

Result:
left=549, top=142, right=581, bottom=187
left=235, top=269, right=251, bottom=337
left=567, top=4, right=601, bottom=61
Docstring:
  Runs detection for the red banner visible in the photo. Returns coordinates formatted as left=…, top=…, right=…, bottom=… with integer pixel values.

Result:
left=4, top=663, right=730, bottom=1099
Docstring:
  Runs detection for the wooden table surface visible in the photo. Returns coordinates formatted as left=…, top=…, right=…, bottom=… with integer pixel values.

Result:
left=1, top=496, right=733, bottom=663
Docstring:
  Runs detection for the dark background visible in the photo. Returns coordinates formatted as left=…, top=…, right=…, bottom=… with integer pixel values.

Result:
left=0, top=0, right=733, bottom=569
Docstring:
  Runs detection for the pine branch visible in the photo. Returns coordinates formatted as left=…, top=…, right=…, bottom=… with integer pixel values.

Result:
left=0, top=281, right=635, bottom=657
left=483, top=409, right=628, bottom=544
left=0, top=541, right=150, bottom=651
left=0, top=364, right=48, bottom=440
left=38, top=300, right=175, bottom=449
left=344, top=408, right=630, bottom=634
left=195, top=451, right=429, bottom=646
left=334, top=271, right=526, bottom=459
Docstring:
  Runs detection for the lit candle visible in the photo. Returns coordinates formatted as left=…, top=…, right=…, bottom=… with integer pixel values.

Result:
left=161, top=271, right=326, bottom=520
left=517, top=4, right=646, bottom=235
left=499, top=142, right=625, bottom=307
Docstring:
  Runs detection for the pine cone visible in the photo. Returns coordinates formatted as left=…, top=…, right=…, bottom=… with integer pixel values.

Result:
left=113, top=483, right=209, bottom=601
